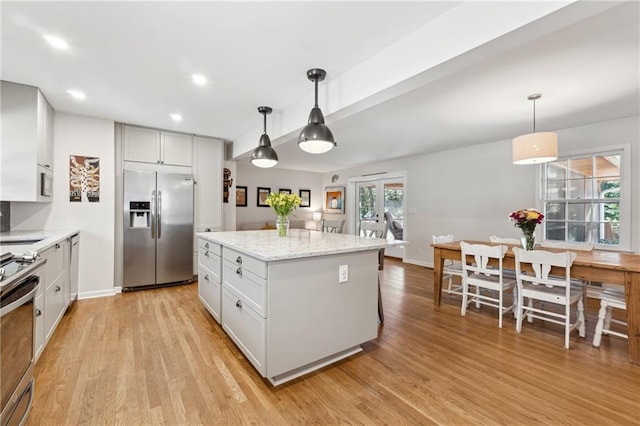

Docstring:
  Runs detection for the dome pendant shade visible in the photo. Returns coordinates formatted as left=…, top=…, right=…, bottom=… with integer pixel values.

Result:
left=298, top=68, right=336, bottom=154
left=251, top=106, right=278, bottom=168
left=512, top=93, right=557, bottom=165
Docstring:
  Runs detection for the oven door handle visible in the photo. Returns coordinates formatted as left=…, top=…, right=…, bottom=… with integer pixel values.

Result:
left=0, top=280, right=38, bottom=317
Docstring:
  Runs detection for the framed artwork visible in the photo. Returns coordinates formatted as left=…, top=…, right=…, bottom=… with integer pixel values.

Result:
left=299, top=189, right=311, bottom=207
left=236, top=186, right=247, bottom=207
left=69, top=155, right=100, bottom=202
left=278, top=188, right=292, bottom=195
left=257, top=187, right=271, bottom=207
left=323, top=186, right=345, bottom=214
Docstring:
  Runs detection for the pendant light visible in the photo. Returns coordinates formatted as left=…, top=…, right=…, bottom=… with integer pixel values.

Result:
left=512, top=94, right=558, bottom=165
left=298, top=68, right=337, bottom=154
left=251, top=106, right=278, bottom=168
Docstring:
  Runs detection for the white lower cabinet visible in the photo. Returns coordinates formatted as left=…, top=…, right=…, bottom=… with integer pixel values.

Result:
left=221, top=285, right=266, bottom=376
left=44, top=274, right=66, bottom=341
left=198, top=265, right=221, bottom=323
left=36, top=238, right=71, bottom=360
left=197, top=239, right=222, bottom=323
left=33, top=263, right=45, bottom=361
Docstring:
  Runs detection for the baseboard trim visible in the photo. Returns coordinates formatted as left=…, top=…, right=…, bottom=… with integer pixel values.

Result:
left=78, top=288, right=117, bottom=300
left=403, top=258, right=432, bottom=268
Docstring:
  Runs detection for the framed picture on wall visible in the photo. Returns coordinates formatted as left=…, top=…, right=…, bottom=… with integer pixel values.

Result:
left=278, top=188, right=292, bottom=195
left=299, top=189, right=311, bottom=207
left=323, top=186, right=345, bottom=214
left=257, top=187, right=271, bottom=207
left=236, top=186, right=247, bottom=207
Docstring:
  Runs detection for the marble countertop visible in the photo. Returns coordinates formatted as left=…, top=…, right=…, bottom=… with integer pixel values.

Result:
left=197, top=229, right=406, bottom=261
left=0, top=229, right=80, bottom=256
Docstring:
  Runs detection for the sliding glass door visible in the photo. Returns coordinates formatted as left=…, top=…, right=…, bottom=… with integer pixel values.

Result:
left=355, top=176, right=405, bottom=258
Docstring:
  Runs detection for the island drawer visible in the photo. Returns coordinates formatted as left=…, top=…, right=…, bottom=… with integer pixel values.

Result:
left=222, top=285, right=266, bottom=376
left=198, top=238, right=221, bottom=256
left=198, top=246, right=221, bottom=279
left=223, top=260, right=266, bottom=317
left=198, top=264, right=221, bottom=324
left=223, top=248, right=266, bottom=279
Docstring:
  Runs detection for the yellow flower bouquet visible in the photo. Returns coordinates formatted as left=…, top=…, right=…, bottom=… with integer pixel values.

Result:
left=266, top=192, right=302, bottom=236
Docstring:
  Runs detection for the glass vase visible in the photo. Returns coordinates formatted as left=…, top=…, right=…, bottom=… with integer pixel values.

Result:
left=276, top=215, right=289, bottom=237
left=521, top=232, right=536, bottom=251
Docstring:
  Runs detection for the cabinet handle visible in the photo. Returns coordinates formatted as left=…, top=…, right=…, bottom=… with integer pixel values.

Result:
left=236, top=267, right=242, bottom=276
left=44, top=164, right=50, bottom=168
left=36, top=309, right=42, bottom=317
left=157, top=160, right=161, bottom=164
left=55, top=285, right=61, bottom=292
left=205, top=228, right=211, bottom=232
left=204, top=274, right=209, bottom=281
left=235, top=300, right=242, bottom=308
left=236, top=256, right=242, bottom=265
left=204, top=250, right=209, bottom=258
left=204, top=242, right=209, bottom=249
left=55, top=243, right=61, bottom=249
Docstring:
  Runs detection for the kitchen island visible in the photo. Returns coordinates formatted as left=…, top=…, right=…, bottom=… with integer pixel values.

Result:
left=197, top=229, right=393, bottom=385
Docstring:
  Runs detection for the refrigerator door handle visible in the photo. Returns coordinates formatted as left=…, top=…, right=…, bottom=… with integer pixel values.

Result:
left=151, top=190, right=156, bottom=238
left=157, top=190, right=162, bottom=239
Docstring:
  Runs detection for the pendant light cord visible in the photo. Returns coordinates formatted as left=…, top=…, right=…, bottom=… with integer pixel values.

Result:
left=263, top=111, right=267, bottom=134
left=532, top=98, right=536, bottom=133
left=314, top=78, right=319, bottom=108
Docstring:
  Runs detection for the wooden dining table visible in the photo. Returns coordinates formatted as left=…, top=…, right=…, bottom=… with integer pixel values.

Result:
left=431, top=240, right=640, bottom=365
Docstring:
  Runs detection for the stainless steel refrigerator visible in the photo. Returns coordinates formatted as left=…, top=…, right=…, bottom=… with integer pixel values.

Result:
left=123, top=169, right=194, bottom=289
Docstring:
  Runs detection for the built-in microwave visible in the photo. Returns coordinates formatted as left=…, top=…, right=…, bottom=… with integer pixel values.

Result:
left=40, top=172, right=53, bottom=197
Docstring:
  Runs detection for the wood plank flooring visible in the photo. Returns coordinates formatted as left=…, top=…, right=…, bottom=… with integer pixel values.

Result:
left=27, top=259, right=640, bottom=425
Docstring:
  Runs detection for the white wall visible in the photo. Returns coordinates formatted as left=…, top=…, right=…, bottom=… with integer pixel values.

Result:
left=326, top=116, right=639, bottom=267
left=12, top=112, right=116, bottom=298
left=235, top=163, right=323, bottom=227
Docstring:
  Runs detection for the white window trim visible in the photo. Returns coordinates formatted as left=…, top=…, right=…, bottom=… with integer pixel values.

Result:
left=537, top=143, right=631, bottom=252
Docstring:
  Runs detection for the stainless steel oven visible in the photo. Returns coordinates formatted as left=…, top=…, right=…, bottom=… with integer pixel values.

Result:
left=0, top=254, right=45, bottom=426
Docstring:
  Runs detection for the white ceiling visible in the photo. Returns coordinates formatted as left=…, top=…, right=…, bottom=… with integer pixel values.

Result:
left=2, top=1, right=638, bottom=173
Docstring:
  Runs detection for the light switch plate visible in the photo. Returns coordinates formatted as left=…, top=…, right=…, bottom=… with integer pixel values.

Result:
left=339, top=264, right=348, bottom=283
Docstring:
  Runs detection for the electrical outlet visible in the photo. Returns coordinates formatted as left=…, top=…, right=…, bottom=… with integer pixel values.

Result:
left=339, top=264, right=348, bottom=283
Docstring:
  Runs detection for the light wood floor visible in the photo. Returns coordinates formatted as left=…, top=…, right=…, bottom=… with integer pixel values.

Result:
left=27, top=259, right=639, bottom=425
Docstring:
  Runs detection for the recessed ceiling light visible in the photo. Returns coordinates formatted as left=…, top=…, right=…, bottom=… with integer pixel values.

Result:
left=66, top=90, right=85, bottom=100
left=170, top=114, right=183, bottom=121
left=43, top=34, right=69, bottom=49
left=191, top=74, right=207, bottom=85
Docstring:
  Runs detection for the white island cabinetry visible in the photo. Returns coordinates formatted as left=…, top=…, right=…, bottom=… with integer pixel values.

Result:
left=197, top=230, right=387, bottom=385
left=197, top=239, right=222, bottom=323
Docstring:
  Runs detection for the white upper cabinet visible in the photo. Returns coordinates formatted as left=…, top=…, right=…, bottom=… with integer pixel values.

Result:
left=0, top=80, right=54, bottom=202
left=162, top=132, right=193, bottom=166
left=123, top=125, right=192, bottom=166
left=37, top=90, right=54, bottom=169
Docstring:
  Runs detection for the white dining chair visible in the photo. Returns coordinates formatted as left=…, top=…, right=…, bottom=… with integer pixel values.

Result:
left=539, top=240, right=595, bottom=293
left=322, top=219, right=345, bottom=233
left=489, top=236, right=521, bottom=245
left=592, top=289, right=628, bottom=347
left=460, top=242, right=516, bottom=328
left=488, top=236, right=521, bottom=277
left=432, top=235, right=463, bottom=297
left=513, top=247, right=586, bottom=348
left=360, top=220, right=387, bottom=323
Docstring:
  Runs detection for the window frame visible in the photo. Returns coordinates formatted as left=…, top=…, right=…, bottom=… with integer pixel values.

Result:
left=538, top=144, right=631, bottom=251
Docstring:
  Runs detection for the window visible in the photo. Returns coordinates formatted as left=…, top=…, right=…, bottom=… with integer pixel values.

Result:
left=541, top=148, right=629, bottom=250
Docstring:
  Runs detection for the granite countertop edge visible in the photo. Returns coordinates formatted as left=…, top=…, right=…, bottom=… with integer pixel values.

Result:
left=0, top=229, right=80, bottom=256
left=197, top=230, right=405, bottom=262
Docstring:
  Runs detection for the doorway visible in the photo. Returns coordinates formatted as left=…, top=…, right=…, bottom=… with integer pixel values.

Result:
left=353, top=174, right=405, bottom=258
